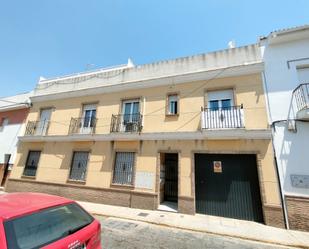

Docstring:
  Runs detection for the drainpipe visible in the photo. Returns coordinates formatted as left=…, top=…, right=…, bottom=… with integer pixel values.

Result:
left=270, top=125, right=289, bottom=229
left=1, top=154, right=11, bottom=187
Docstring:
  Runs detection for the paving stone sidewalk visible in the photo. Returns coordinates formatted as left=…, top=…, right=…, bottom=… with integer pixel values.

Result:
left=78, top=201, right=309, bottom=249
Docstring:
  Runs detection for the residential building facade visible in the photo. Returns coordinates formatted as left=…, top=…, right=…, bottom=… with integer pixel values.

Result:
left=0, top=92, right=31, bottom=186
left=6, top=45, right=284, bottom=227
left=260, top=25, right=309, bottom=231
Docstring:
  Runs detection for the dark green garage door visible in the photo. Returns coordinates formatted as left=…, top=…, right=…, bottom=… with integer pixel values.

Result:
left=195, top=154, right=263, bottom=222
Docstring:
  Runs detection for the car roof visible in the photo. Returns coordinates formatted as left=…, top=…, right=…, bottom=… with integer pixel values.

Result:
left=0, top=192, right=73, bottom=220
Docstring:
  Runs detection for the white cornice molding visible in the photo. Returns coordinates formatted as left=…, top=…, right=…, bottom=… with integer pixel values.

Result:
left=31, top=62, right=263, bottom=103
left=0, top=104, right=29, bottom=112
left=19, top=129, right=271, bottom=143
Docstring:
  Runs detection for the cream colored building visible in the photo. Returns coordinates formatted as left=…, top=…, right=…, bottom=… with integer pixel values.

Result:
left=6, top=44, right=284, bottom=227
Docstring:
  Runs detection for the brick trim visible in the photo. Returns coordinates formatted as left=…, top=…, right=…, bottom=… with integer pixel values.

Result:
left=286, top=195, right=309, bottom=232
left=6, top=178, right=157, bottom=196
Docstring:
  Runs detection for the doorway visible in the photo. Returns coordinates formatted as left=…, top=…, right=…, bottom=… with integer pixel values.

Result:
left=158, top=153, right=178, bottom=212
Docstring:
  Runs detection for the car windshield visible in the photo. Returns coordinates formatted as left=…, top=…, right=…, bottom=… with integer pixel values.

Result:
left=4, top=203, right=94, bottom=249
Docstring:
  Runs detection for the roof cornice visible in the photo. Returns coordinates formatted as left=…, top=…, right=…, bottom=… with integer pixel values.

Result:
left=31, top=61, right=263, bottom=103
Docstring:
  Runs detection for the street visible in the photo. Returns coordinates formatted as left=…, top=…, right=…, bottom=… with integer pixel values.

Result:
left=97, top=216, right=296, bottom=249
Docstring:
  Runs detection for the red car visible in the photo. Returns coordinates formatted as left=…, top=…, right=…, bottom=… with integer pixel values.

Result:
left=0, top=192, right=101, bottom=249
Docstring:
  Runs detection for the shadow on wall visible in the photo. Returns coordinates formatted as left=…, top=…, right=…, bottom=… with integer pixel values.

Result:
left=275, top=122, right=309, bottom=195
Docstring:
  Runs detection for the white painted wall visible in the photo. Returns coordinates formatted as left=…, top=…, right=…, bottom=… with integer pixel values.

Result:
left=0, top=123, right=24, bottom=165
left=261, top=35, right=309, bottom=198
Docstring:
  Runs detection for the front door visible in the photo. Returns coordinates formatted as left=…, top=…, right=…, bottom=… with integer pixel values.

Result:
left=36, top=108, right=52, bottom=135
left=195, top=153, right=264, bottom=222
left=164, top=153, right=178, bottom=202
left=122, top=100, right=140, bottom=132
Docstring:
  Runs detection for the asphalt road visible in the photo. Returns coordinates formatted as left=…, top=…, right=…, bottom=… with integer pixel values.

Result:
left=96, top=216, right=296, bottom=249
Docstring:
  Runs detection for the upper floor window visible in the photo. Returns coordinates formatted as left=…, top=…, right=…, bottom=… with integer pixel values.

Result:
left=0, top=118, right=9, bottom=132
left=69, top=151, right=89, bottom=181
left=122, top=99, right=140, bottom=117
left=23, top=151, right=41, bottom=177
left=36, top=108, right=52, bottom=135
left=207, top=90, right=234, bottom=110
left=167, top=94, right=179, bottom=115
left=81, top=104, right=97, bottom=133
left=297, top=66, right=309, bottom=84
left=122, top=99, right=140, bottom=132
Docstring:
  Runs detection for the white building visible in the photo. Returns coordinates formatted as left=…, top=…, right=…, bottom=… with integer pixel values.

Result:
left=260, top=25, right=309, bottom=231
left=0, top=92, right=31, bottom=186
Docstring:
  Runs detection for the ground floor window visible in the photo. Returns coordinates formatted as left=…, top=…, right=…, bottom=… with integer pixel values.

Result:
left=112, top=152, right=135, bottom=185
left=23, top=151, right=41, bottom=176
left=69, top=151, right=89, bottom=181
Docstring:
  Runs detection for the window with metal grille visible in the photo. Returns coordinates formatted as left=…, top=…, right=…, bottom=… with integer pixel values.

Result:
left=69, top=152, right=89, bottom=181
left=113, top=152, right=135, bottom=185
left=23, top=151, right=41, bottom=176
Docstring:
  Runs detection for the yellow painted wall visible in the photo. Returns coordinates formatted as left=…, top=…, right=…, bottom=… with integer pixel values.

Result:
left=11, top=138, right=281, bottom=206
left=10, top=73, right=280, bottom=208
left=26, top=73, right=268, bottom=136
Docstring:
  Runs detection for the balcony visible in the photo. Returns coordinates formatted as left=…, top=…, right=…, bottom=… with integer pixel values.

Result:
left=292, top=83, right=309, bottom=120
left=110, top=113, right=143, bottom=133
left=25, top=121, right=50, bottom=136
left=69, top=117, right=97, bottom=135
left=201, top=105, right=244, bottom=129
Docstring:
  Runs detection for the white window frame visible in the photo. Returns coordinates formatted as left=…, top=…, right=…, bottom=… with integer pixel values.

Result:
left=80, top=104, right=97, bottom=134
left=167, top=94, right=179, bottom=115
left=207, top=89, right=234, bottom=109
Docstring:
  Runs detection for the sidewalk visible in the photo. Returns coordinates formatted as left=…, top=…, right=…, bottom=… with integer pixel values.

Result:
left=78, top=201, right=309, bottom=249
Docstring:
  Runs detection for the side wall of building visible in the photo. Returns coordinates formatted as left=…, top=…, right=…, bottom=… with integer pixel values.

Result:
left=262, top=37, right=309, bottom=231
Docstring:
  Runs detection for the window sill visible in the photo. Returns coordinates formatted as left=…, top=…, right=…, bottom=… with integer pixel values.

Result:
left=110, top=183, right=134, bottom=189
left=21, top=175, right=36, bottom=180
left=165, top=113, right=179, bottom=117
left=67, top=179, right=86, bottom=185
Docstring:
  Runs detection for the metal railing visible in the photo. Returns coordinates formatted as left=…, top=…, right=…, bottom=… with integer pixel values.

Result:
left=292, top=83, right=309, bottom=112
left=110, top=113, right=143, bottom=133
left=68, top=117, right=97, bottom=135
left=112, top=170, right=134, bottom=185
left=25, top=120, right=50, bottom=136
left=201, top=105, right=244, bottom=129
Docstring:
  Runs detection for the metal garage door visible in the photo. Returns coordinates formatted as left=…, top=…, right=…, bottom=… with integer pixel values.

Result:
left=195, top=154, right=263, bottom=222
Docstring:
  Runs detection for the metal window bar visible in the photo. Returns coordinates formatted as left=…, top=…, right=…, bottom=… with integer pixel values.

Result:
left=110, top=113, right=143, bottom=133
left=69, top=117, right=97, bottom=135
left=113, top=152, right=135, bottom=185
left=201, top=105, right=244, bottom=129
left=69, top=152, right=89, bottom=181
left=292, top=83, right=309, bottom=111
left=23, top=151, right=41, bottom=176
left=25, top=120, right=50, bottom=136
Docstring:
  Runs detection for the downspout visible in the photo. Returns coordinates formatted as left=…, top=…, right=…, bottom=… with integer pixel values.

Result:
left=262, top=71, right=289, bottom=229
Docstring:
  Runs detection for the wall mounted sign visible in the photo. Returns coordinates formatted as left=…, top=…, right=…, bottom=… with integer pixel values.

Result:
left=213, top=161, right=222, bottom=173
left=135, top=171, right=155, bottom=189
left=291, top=175, right=309, bottom=189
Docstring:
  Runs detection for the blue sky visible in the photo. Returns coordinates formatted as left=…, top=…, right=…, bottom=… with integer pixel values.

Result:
left=1, top=0, right=309, bottom=97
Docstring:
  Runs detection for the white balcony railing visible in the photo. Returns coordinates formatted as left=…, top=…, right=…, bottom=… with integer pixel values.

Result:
left=201, top=105, right=244, bottom=129
left=292, top=83, right=309, bottom=120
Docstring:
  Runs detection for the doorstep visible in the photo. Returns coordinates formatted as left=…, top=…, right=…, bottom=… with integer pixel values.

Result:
left=158, top=201, right=178, bottom=213
left=78, top=200, right=309, bottom=249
